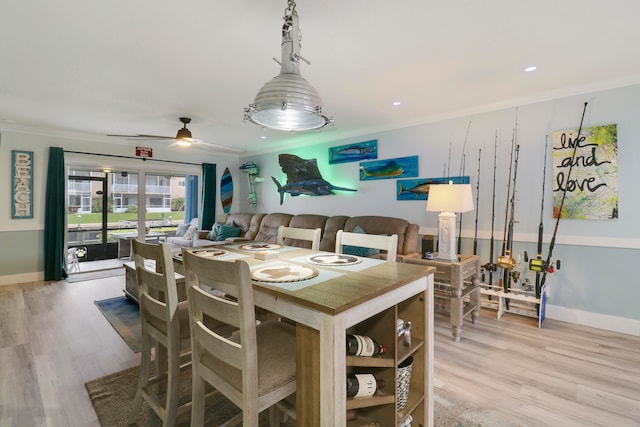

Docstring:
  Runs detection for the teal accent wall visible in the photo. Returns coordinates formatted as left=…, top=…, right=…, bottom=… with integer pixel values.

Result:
left=0, top=230, right=43, bottom=275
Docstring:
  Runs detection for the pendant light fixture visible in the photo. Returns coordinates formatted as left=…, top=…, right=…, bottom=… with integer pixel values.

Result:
left=244, top=0, right=332, bottom=132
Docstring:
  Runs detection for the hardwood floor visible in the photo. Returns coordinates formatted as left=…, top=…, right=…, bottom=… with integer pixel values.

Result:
left=0, top=275, right=638, bottom=426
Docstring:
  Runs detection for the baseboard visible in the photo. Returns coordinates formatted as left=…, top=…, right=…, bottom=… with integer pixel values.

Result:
left=546, top=304, right=640, bottom=337
left=0, top=271, right=45, bottom=286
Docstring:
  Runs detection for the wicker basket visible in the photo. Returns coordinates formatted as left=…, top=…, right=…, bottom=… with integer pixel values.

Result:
left=396, top=356, right=413, bottom=410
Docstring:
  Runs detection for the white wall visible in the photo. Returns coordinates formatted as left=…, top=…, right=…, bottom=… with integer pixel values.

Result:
left=238, top=84, right=640, bottom=334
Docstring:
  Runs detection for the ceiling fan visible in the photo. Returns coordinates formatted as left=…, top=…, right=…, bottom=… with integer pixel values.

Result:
left=108, top=117, right=244, bottom=153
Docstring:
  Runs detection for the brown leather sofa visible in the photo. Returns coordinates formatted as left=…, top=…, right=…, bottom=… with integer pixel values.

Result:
left=192, top=212, right=420, bottom=260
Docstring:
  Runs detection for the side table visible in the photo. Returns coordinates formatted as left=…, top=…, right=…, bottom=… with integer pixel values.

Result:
left=404, top=254, right=481, bottom=341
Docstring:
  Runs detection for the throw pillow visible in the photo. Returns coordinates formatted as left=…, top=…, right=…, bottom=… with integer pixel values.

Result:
left=206, top=222, right=224, bottom=240
left=183, top=225, right=198, bottom=241
left=215, top=225, right=242, bottom=241
left=175, top=222, right=190, bottom=237
left=342, top=225, right=381, bottom=258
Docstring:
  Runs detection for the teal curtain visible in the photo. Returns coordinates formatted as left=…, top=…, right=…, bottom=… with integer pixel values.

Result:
left=184, top=174, right=199, bottom=224
left=44, top=147, right=67, bottom=280
left=200, top=163, right=217, bottom=230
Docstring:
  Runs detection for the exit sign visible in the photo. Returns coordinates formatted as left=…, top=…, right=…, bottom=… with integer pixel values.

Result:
left=136, top=146, right=153, bottom=158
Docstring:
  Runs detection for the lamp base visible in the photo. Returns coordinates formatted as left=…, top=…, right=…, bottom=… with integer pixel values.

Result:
left=436, top=211, right=458, bottom=262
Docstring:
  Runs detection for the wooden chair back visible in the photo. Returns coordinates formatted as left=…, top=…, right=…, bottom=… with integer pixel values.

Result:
left=276, top=225, right=322, bottom=250
left=133, top=240, right=180, bottom=345
left=183, top=250, right=296, bottom=426
left=335, top=230, right=398, bottom=262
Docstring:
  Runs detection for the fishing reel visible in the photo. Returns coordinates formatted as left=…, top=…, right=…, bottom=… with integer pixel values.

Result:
left=524, top=252, right=560, bottom=273
left=497, top=254, right=518, bottom=270
left=480, top=262, right=498, bottom=282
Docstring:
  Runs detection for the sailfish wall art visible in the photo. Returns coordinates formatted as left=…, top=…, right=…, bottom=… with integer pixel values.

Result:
left=272, top=154, right=357, bottom=205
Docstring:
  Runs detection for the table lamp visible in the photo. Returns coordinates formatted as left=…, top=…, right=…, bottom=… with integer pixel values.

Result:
left=426, top=181, right=474, bottom=261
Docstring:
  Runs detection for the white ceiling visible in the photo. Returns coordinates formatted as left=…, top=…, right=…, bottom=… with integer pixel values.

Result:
left=2, top=0, right=640, bottom=155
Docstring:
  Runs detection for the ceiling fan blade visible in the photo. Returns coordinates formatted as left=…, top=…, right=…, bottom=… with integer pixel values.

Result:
left=193, top=139, right=245, bottom=154
left=107, top=134, right=174, bottom=140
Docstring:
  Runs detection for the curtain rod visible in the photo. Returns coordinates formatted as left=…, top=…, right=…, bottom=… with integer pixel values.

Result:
left=64, top=150, right=201, bottom=166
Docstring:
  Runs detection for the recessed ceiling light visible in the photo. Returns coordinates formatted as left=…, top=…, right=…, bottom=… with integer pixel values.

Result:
left=524, top=66, right=537, bottom=72
left=260, top=135, right=267, bottom=140
left=392, top=101, right=401, bottom=106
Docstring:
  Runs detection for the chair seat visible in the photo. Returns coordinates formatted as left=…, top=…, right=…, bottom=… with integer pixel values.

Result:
left=202, top=320, right=297, bottom=395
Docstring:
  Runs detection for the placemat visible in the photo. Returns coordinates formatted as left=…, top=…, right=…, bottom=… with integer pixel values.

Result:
left=289, top=252, right=387, bottom=272
left=249, top=262, right=344, bottom=291
left=226, top=242, right=299, bottom=253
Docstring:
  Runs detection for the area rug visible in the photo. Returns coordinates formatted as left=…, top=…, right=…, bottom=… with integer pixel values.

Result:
left=86, top=366, right=518, bottom=426
left=94, top=296, right=141, bottom=352
left=67, top=267, right=125, bottom=283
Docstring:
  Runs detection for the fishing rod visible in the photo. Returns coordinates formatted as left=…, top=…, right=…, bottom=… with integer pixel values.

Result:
left=527, top=136, right=549, bottom=299
left=498, top=129, right=515, bottom=273
left=457, top=153, right=466, bottom=254
left=481, top=132, right=498, bottom=287
left=457, top=121, right=472, bottom=254
left=473, top=148, right=481, bottom=256
left=538, top=102, right=589, bottom=292
left=498, top=143, right=520, bottom=296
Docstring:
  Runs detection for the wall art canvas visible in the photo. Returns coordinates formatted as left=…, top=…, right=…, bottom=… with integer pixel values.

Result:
left=328, top=139, right=377, bottom=164
left=12, top=150, right=34, bottom=219
left=552, top=123, right=618, bottom=219
left=359, top=155, right=419, bottom=181
left=272, top=154, right=357, bottom=205
left=396, top=176, right=470, bottom=200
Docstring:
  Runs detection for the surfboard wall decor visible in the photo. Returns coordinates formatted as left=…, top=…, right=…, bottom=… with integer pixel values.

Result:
left=221, top=167, right=233, bottom=214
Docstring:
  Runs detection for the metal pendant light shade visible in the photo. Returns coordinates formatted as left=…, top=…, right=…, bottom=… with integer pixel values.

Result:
left=244, top=1, right=332, bottom=132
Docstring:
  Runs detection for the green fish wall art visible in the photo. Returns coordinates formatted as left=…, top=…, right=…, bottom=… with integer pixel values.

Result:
left=272, top=154, right=357, bottom=205
left=359, top=155, right=419, bottom=181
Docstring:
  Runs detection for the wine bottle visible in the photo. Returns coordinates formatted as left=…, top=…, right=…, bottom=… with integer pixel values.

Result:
left=346, top=334, right=386, bottom=356
left=346, top=373, right=386, bottom=398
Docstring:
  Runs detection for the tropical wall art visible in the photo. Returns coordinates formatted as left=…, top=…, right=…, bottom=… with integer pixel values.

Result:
left=552, top=123, right=618, bottom=219
left=328, top=139, right=378, bottom=164
left=396, top=176, right=470, bottom=200
left=272, top=154, right=357, bottom=205
left=359, top=155, right=419, bottom=181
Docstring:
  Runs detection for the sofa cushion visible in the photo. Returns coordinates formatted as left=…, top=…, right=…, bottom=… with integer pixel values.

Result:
left=183, top=225, right=198, bottom=241
left=319, top=216, right=349, bottom=252
left=207, top=222, right=224, bottom=240
left=215, top=224, right=242, bottom=241
left=223, top=213, right=266, bottom=240
left=174, top=222, right=190, bottom=237
left=345, top=216, right=410, bottom=258
left=284, top=214, right=329, bottom=248
left=166, top=236, right=193, bottom=248
left=254, top=213, right=293, bottom=243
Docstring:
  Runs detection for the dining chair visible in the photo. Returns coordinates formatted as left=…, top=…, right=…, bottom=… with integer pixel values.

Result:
left=182, top=250, right=297, bottom=427
left=276, top=225, right=322, bottom=250
left=335, top=229, right=399, bottom=262
left=127, top=240, right=193, bottom=427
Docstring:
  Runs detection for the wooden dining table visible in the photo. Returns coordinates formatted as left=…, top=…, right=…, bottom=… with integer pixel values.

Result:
left=173, top=242, right=435, bottom=427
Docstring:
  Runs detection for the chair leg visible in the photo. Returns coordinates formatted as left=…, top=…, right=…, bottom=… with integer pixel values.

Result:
left=128, top=332, right=153, bottom=424
left=190, top=372, right=206, bottom=427
left=163, top=346, right=181, bottom=427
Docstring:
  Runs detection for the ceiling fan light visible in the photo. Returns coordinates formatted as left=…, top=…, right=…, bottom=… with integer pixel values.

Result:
left=244, top=1, right=332, bottom=132
left=176, top=139, right=193, bottom=147
left=176, top=127, right=192, bottom=140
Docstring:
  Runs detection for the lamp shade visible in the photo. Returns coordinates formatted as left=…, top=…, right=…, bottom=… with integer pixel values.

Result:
left=426, top=183, right=474, bottom=213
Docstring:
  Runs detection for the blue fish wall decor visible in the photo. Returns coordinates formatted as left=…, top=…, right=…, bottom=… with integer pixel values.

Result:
left=328, top=140, right=378, bottom=164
